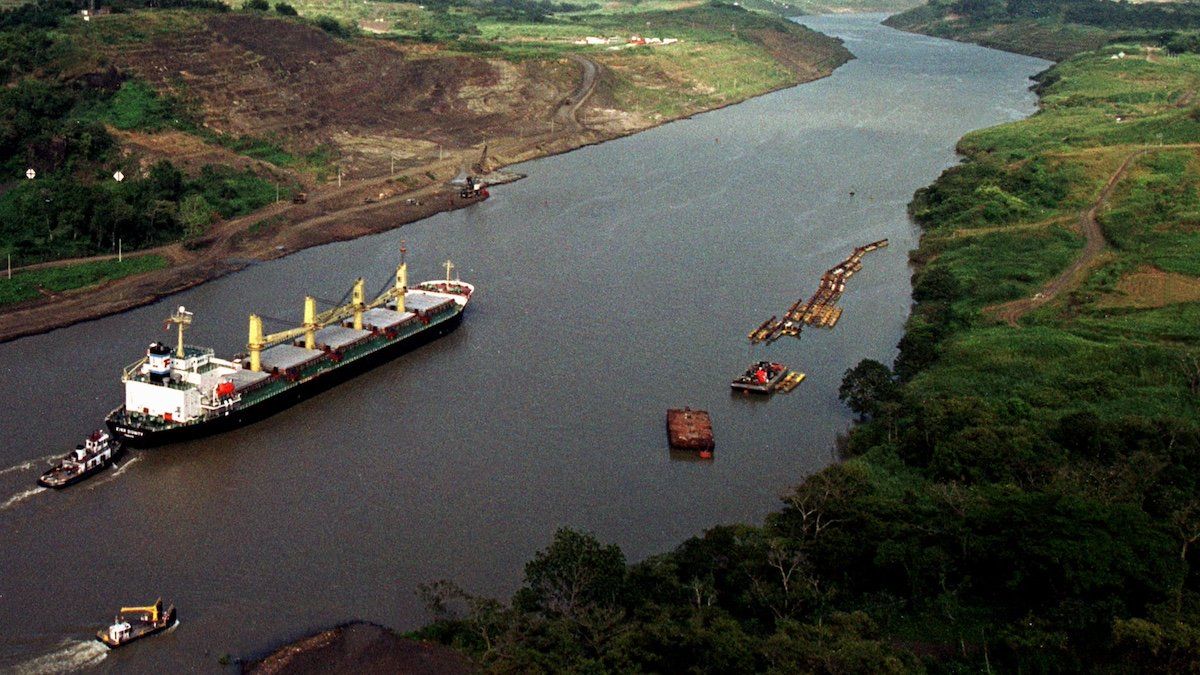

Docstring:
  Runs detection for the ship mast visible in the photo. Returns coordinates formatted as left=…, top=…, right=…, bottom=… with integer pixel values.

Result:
left=396, top=242, right=408, bottom=313
left=167, top=306, right=193, bottom=358
left=444, top=260, right=455, bottom=281
left=351, top=278, right=365, bottom=330
left=303, top=296, right=318, bottom=350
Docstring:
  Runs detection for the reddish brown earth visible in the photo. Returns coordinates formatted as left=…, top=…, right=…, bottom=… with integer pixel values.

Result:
left=113, top=14, right=575, bottom=171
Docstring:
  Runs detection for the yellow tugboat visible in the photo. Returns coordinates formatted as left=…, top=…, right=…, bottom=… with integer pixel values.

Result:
left=96, top=599, right=176, bottom=648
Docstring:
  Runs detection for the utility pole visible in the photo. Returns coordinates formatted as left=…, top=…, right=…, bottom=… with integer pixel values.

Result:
left=118, top=238, right=122, bottom=263
left=7, top=254, right=10, bottom=280
left=338, top=166, right=343, bottom=188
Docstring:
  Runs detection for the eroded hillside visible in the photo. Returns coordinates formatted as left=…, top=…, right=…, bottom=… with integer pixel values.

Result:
left=107, top=14, right=576, bottom=172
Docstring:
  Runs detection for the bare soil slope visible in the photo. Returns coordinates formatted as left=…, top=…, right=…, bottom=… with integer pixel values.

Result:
left=112, top=14, right=575, bottom=172
left=0, top=12, right=849, bottom=342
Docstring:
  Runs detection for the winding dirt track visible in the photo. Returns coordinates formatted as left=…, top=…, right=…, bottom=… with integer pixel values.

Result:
left=985, top=144, right=1200, bottom=325
left=986, top=148, right=1149, bottom=325
left=554, top=55, right=600, bottom=129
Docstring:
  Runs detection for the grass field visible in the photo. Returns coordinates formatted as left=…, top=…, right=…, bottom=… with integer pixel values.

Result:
left=899, top=44, right=1200, bottom=455
left=0, top=255, right=170, bottom=307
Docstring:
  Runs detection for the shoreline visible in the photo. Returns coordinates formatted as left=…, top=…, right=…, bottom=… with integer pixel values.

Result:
left=0, top=47, right=849, bottom=345
left=243, top=621, right=475, bottom=674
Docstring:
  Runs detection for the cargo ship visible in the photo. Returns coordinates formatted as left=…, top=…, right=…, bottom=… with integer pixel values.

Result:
left=106, top=252, right=472, bottom=448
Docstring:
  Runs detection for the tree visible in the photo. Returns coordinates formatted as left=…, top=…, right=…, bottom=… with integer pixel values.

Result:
left=771, top=462, right=869, bottom=543
left=761, top=612, right=917, bottom=674
left=179, top=193, right=213, bottom=238
left=894, top=323, right=940, bottom=381
left=274, top=1, right=297, bottom=14
left=838, top=359, right=897, bottom=420
left=243, top=0, right=269, bottom=10
left=147, top=160, right=183, bottom=201
left=515, top=528, right=627, bottom=620
left=912, top=264, right=961, bottom=303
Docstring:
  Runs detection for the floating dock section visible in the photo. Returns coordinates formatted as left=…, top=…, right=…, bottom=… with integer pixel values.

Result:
left=749, top=239, right=887, bottom=344
left=777, top=371, right=806, bottom=393
left=667, top=407, right=715, bottom=454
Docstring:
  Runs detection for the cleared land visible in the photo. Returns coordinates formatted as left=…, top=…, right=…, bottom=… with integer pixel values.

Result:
left=0, top=4, right=850, bottom=341
left=1099, top=265, right=1200, bottom=308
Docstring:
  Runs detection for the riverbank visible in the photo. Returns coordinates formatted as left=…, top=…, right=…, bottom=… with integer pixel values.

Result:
left=406, top=23, right=1200, bottom=675
left=245, top=622, right=475, bottom=674
left=0, top=15, right=1052, bottom=672
left=0, top=5, right=850, bottom=343
left=883, top=0, right=1200, bottom=60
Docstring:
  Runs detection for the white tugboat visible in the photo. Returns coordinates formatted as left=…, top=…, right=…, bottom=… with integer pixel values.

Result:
left=37, top=430, right=124, bottom=489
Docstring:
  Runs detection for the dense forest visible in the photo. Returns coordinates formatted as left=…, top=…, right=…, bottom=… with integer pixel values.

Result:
left=415, top=18, right=1200, bottom=675
left=0, top=0, right=287, bottom=266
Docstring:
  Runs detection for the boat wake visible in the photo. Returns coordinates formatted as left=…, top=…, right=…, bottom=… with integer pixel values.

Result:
left=11, top=639, right=108, bottom=674
left=0, top=454, right=57, bottom=477
left=0, top=486, right=47, bottom=511
left=88, top=455, right=140, bottom=489
left=110, top=455, right=139, bottom=477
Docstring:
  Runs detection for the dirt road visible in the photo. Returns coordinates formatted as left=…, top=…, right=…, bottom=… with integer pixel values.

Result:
left=986, top=148, right=1149, bottom=325
left=555, top=55, right=600, bottom=129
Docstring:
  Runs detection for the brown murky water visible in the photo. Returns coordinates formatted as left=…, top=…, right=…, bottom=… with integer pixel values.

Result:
left=0, top=15, right=1048, bottom=671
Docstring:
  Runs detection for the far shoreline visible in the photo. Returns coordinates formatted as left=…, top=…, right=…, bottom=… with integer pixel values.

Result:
left=0, top=29, right=852, bottom=344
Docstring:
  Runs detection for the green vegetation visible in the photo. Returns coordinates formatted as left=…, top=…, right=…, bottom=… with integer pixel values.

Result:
left=311, top=13, right=356, bottom=38
left=75, top=80, right=190, bottom=131
left=0, top=254, right=168, bottom=306
left=887, top=0, right=1200, bottom=60
left=417, top=42, right=1200, bottom=675
left=0, top=0, right=300, bottom=268
left=0, top=160, right=278, bottom=263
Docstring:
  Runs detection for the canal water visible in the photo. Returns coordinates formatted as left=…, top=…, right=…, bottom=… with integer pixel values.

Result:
left=0, top=15, right=1048, bottom=671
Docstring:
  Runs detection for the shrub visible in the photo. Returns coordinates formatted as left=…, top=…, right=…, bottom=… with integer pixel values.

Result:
left=314, top=15, right=356, bottom=38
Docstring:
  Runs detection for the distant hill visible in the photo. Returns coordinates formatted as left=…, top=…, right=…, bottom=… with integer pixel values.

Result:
left=735, top=0, right=924, bottom=17
left=886, top=0, right=1200, bottom=59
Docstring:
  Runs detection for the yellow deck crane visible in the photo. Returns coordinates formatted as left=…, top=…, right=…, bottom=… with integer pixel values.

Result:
left=119, top=598, right=163, bottom=623
left=247, top=251, right=409, bottom=372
